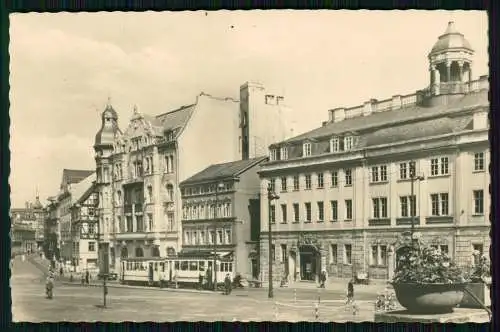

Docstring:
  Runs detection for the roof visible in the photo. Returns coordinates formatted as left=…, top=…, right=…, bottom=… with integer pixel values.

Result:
left=71, top=172, right=96, bottom=204
left=430, top=21, right=473, bottom=54
left=61, top=169, right=95, bottom=188
left=156, top=104, right=196, bottom=134
left=280, top=90, right=487, bottom=145
left=181, top=156, right=268, bottom=185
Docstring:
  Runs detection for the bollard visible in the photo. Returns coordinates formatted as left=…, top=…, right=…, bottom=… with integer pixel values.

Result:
left=293, top=288, right=297, bottom=304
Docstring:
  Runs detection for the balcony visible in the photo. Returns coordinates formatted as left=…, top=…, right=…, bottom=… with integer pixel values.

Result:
left=368, top=218, right=391, bottom=226
left=425, top=216, right=454, bottom=224
left=396, top=217, right=421, bottom=226
left=135, top=203, right=143, bottom=213
left=124, top=205, right=133, bottom=214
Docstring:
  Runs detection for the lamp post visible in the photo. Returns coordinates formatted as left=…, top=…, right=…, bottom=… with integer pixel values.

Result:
left=410, top=165, right=425, bottom=240
left=267, top=183, right=280, bottom=299
left=213, top=182, right=225, bottom=291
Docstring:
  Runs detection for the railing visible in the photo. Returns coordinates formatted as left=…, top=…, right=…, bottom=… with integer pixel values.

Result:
left=134, top=203, right=143, bottom=212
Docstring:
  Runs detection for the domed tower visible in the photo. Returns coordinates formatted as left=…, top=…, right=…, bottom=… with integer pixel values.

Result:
left=94, top=100, right=121, bottom=272
left=428, top=21, right=474, bottom=96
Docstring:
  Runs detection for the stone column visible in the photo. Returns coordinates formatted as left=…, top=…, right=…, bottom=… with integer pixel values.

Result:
left=387, top=246, right=395, bottom=280
left=458, top=61, right=464, bottom=82
left=446, top=61, right=452, bottom=82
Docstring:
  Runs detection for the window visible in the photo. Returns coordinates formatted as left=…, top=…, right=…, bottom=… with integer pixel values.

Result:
left=167, top=213, right=174, bottom=231
left=330, top=244, right=338, bottom=264
left=430, top=157, right=449, bottom=176
left=317, top=201, right=324, bottom=222
left=371, top=165, right=388, bottom=183
left=330, top=200, right=338, bottom=221
left=370, top=245, right=388, bottom=266
left=431, top=244, right=449, bottom=255
left=474, top=152, right=485, bottom=171
left=270, top=149, right=278, bottom=161
left=293, top=175, right=299, bottom=191
left=271, top=244, right=276, bottom=261
left=303, top=143, right=312, bottom=157
left=331, top=171, right=338, bottom=187
left=305, top=202, right=312, bottom=222
left=430, top=193, right=449, bottom=216
left=473, top=190, right=484, bottom=215
left=372, top=197, right=388, bottom=219
left=269, top=178, right=276, bottom=193
left=270, top=205, right=276, bottom=224
left=88, top=242, right=96, bottom=252
left=281, top=147, right=288, bottom=160
left=281, top=244, right=287, bottom=263
left=344, top=169, right=352, bottom=186
left=400, top=196, right=416, bottom=217
left=166, top=184, right=174, bottom=201
left=331, top=137, right=340, bottom=152
left=281, top=204, right=287, bottom=223
left=293, top=203, right=299, bottom=223
left=400, top=161, right=416, bottom=179
left=147, top=213, right=153, bottom=232
left=280, top=177, right=287, bottom=192
left=344, top=244, right=352, bottom=264
left=217, top=230, right=223, bottom=244
left=209, top=231, right=215, bottom=245
left=344, top=136, right=353, bottom=151
left=225, top=230, right=231, bottom=244
left=305, top=174, right=312, bottom=190
left=317, top=173, right=324, bottom=188
left=345, top=199, right=353, bottom=220
left=147, top=186, right=153, bottom=203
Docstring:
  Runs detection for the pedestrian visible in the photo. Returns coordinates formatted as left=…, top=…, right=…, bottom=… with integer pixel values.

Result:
left=320, top=270, right=327, bottom=288
left=206, top=266, right=213, bottom=290
left=224, top=273, right=232, bottom=295
left=347, top=279, right=354, bottom=304
left=198, top=271, right=204, bottom=290
left=60, top=266, right=64, bottom=277
left=81, top=273, right=85, bottom=285
left=85, top=270, right=90, bottom=285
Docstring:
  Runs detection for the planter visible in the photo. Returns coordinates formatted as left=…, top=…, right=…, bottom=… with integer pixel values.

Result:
left=460, top=282, right=491, bottom=308
left=392, top=282, right=467, bottom=314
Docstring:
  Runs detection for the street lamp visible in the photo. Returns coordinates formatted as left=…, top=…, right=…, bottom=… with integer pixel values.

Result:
left=213, top=182, right=225, bottom=291
left=410, top=165, right=425, bottom=240
left=267, top=183, right=280, bottom=299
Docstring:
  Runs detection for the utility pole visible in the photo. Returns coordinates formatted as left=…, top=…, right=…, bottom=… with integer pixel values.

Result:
left=410, top=162, right=425, bottom=240
left=267, top=183, right=280, bottom=299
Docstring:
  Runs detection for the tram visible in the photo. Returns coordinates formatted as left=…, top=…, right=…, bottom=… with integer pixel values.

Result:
left=120, top=253, right=235, bottom=288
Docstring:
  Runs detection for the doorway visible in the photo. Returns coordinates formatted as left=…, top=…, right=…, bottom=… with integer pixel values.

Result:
left=299, top=245, right=320, bottom=281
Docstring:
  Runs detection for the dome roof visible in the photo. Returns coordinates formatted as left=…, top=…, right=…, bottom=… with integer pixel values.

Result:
left=33, top=196, right=43, bottom=209
left=95, top=103, right=120, bottom=147
left=430, top=21, right=473, bottom=54
left=102, top=104, right=118, bottom=120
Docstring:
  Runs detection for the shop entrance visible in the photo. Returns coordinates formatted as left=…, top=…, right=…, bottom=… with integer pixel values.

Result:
left=299, top=245, right=320, bottom=281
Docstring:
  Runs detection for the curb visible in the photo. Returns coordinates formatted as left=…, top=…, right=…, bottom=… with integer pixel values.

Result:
left=60, top=281, right=218, bottom=295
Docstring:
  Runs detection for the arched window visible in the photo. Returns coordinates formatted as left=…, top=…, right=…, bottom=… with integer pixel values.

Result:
left=166, top=184, right=174, bottom=202
left=121, top=247, right=128, bottom=258
left=135, top=247, right=144, bottom=258
left=147, top=185, right=153, bottom=203
left=116, top=190, right=122, bottom=205
left=152, top=246, right=160, bottom=257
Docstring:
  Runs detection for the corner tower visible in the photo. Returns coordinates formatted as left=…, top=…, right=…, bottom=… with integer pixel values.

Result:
left=428, top=21, right=474, bottom=96
left=94, top=100, right=121, bottom=271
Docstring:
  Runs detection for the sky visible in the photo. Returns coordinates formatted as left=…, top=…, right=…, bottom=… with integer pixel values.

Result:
left=9, top=10, right=488, bottom=208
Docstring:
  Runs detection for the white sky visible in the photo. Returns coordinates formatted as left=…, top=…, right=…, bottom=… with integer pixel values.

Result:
left=9, top=10, right=488, bottom=207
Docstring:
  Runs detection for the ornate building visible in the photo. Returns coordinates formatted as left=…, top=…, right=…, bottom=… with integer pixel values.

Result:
left=259, top=22, right=490, bottom=283
left=10, top=194, right=45, bottom=249
left=93, top=83, right=294, bottom=271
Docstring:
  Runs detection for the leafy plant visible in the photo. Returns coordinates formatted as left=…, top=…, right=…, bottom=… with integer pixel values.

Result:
left=392, top=233, right=470, bottom=284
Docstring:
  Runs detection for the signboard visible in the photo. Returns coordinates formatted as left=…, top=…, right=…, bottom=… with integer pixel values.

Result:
left=99, top=243, right=110, bottom=275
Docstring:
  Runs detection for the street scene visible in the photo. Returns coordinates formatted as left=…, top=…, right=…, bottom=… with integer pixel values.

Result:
left=9, top=11, right=490, bottom=323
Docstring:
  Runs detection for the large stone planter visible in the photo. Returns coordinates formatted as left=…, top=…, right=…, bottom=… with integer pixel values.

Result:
left=460, top=282, right=491, bottom=308
left=392, top=283, right=467, bottom=314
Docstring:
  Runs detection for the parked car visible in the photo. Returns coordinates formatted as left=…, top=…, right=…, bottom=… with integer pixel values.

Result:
left=97, top=272, right=118, bottom=281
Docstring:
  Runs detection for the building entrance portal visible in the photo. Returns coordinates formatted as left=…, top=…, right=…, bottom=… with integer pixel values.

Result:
left=299, top=245, right=320, bottom=281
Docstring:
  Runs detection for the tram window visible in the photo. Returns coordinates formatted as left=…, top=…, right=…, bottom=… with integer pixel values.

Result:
left=229, top=263, right=232, bottom=272
left=175, top=261, right=180, bottom=270
left=189, top=261, right=198, bottom=271
left=154, top=263, right=158, bottom=271
left=199, top=261, right=205, bottom=271
left=180, top=261, right=189, bottom=271
left=134, top=262, right=138, bottom=270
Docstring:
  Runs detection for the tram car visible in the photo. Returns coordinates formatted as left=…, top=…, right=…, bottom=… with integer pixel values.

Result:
left=120, top=253, right=235, bottom=289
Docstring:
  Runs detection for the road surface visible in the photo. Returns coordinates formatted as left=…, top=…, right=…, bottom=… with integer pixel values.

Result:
left=11, top=256, right=379, bottom=322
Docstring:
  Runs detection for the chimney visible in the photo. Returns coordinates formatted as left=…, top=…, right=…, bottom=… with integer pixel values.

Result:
left=329, top=107, right=346, bottom=123
left=391, top=95, right=402, bottom=110
left=363, top=99, right=377, bottom=116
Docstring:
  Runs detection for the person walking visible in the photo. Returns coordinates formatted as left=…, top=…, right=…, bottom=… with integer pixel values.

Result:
left=319, top=270, right=327, bottom=288
left=347, top=279, right=354, bottom=304
left=224, top=273, right=232, bottom=295
left=206, top=266, right=213, bottom=291
left=85, top=270, right=90, bottom=285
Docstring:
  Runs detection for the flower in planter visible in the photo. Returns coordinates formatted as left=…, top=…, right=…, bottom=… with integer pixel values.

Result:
left=392, top=237, right=470, bottom=284
left=470, top=252, right=491, bottom=284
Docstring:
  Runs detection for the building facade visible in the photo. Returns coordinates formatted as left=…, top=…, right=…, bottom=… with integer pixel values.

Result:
left=10, top=195, right=45, bottom=249
left=70, top=173, right=99, bottom=271
left=44, top=196, right=60, bottom=262
left=259, top=21, right=490, bottom=282
left=11, top=223, right=36, bottom=255
left=180, top=157, right=266, bottom=278
left=93, top=83, right=294, bottom=272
